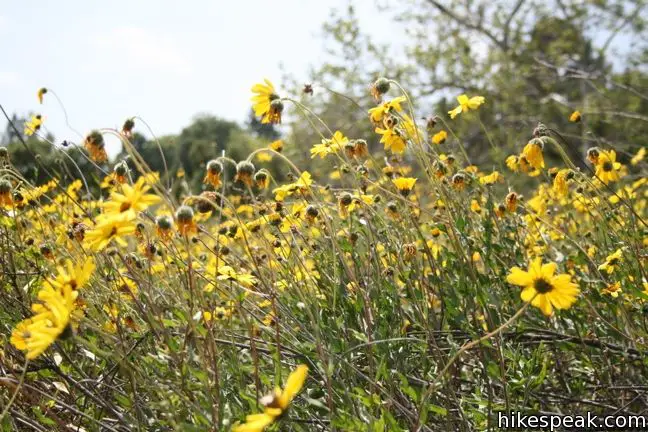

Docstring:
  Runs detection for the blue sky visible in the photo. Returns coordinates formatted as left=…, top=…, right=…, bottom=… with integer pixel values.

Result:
left=0, top=0, right=392, bottom=157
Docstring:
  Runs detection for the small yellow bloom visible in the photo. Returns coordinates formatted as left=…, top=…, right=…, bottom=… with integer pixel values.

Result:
left=432, top=130, right=447, bottom=145
left=269, top=139, right=283, bottom=152
left=569, top=110, right=581, bottom=123
left=310, top=131, right=348, bottom=159
left=448, top=94, right=485, bottom=119
left=368, top=96, right=406, bottom=123
left=203, top=160, right=223, bottom=187
left=376, top=127, right=406, bottom=154
left=393, top=177, right=417, bottom=196
left=233, top=365, right=308, bottom=432
left=601, top=282, right=622, bottom=298
left=479, top=171, right=502, bottom=185
left=631, top=147, right=645, bottom=166
left=522, top=139, right=545, bottom=169
left=470, top=199, right=482, bottom=213
left=505, top=155, right=519, bottom=172
left=598, top=249, right=622, bottom=274
left=273, top=172, right=313, bottom=201
left=24, top=114, right=43, bottom=136
left=256, top=152, right=272, bottom=162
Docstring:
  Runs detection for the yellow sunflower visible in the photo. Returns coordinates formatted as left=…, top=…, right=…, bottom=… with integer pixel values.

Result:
left=506, top=257, right=580, bottom=316
left=448, top=94, right=485, bottom=119
left=376, top=127, right=406, bottom=154
left=84, top=214, right=137, bottom=251
left=393, top=177, right=417, bottom=196
left=233, top=365, right=308, bottom=432
left=522, top=139, right=545, bottom=169
left=598, top=249, right=622, bottom=274
left=102, top=177, right=161, bottom=217
left=594, top=150, right=622, bottom=184
left=251, top=79, right=283, bottom=124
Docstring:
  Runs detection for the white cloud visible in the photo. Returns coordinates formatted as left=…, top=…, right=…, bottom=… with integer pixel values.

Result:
left=91, top=27, right=192, bottom=75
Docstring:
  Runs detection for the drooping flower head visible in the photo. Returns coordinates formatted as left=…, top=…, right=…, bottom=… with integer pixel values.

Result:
left=175, top=205, right=197, bottom=237
left=305, top=204, right=319, bottom=225
left=156, top=215, right=174, bottom=242
left=84, top=130, right=108, bottom=163
left=204, top=159, right=224, bottom=188
left=235, top=161, right=256, bottom=186
left=451, top=173, right=467, bottom=191
left=122, top=117, right=135, bottom=137
left=254, top=169, right=270, bottom=189
left=338, top=192, right=354, bottom=219
left=522, top=138, right=545, bottom=170
left=0, top=178, right=13, bottom=207
left=586, top=147, right=601, bottom=165
left=505, top=192, right=519, bottom=212
left=113, top=161, right=129, bottom=185
left=370, top=77, right=391, bottom=101
left=37, top=87, right=48, bottom=104
left=552, top=169, right=572, bottom=197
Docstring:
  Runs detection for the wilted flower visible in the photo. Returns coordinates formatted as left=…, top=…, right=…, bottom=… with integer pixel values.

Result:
left=175, top=205, right=197, bottom=237
left=84, top=130, right=108, bottom=163
left=235, top=161, right=256, bottom=186
left=370, top=77, right=391, bottom=101
left=204, top=159, right=224, bottom=188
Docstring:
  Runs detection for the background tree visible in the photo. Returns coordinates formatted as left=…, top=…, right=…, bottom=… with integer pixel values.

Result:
left=284, top=0, right=648, bottom=174
left=246, top=108, right=281, bottom=141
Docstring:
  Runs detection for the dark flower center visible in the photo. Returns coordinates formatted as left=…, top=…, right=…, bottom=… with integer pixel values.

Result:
left=602, top=161, right=613, bottom=172
left=534, top=278, right=554, bottom=294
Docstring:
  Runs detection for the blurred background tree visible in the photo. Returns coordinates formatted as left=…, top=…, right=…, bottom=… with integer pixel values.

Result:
left=283, top=0, right=647, bottom=175
left=1, top=0, right=645, bottom=189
